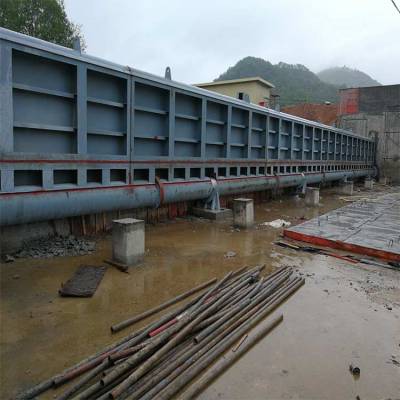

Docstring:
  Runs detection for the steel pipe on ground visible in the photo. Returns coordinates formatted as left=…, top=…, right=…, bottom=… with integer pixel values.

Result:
left=18, top=268, right=244, bottom=400
left=111, top=278, right=217, bottom=333
left=56, top=359, right=110, bottom=400
left=18, top=268, right=300, bottom=400
left=164, top=315, right=283, bottom=400
left=179, top=314, right=284, bottom=399
left=109, top=276, right=253, bottom=398
left=124, top=277, right=300, bottom=400
left=155, top=280, right=304, bottom=399
left=193, top=271, right=292, bottom=344
left=99, top=272, right=242, bottom=389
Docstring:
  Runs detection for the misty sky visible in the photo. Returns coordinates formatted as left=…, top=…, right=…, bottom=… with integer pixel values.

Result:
left=65, top=0, right=400, bottom=85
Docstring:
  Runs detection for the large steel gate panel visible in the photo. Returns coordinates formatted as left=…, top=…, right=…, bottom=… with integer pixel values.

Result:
left=0, top=27, right=376, bottom=226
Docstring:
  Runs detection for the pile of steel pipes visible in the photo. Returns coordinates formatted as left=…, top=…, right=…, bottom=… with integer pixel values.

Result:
left=18, top=265, right=304, bottom=400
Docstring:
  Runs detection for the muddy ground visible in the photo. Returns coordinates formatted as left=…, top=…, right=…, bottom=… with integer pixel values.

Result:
left=1, top=185, right=399, bottom=399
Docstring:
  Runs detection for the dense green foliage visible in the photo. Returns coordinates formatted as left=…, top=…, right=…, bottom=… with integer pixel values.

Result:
left=216, top=57, right=340, bottom=106
left=0, top=0, right=85, bottom=49
left=317, top=66, right=380, bottom=88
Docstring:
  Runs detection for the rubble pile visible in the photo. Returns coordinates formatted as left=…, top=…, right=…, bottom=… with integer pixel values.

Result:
left=8, top=235, right=96, bottom=261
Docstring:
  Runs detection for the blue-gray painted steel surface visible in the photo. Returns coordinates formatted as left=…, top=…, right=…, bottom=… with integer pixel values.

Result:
left=0, top=170, right=374, bottom=225
left=0, top=28, right=376, bottom=226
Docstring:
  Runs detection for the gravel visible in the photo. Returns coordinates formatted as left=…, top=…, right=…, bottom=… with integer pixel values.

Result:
left=6, top=235, right=96, bottom=261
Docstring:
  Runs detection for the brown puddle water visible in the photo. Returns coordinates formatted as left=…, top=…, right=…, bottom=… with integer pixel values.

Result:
left=1, top=187, right=399, bottom=399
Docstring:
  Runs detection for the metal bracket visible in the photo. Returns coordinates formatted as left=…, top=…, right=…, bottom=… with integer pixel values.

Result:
left=203, top=178, right=221, bottom=211
left=300, top=173, right=306, bottom=194
left=274, top=173, right=281, bottom=189
left=321, top=171, right=326, bottom=186
left=155, top=176, right=165, bottom=208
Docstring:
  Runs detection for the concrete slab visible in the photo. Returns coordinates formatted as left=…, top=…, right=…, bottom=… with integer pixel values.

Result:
left=284, top=191, right=400, bottom=261
left=191, top=207, right=232, bottom=221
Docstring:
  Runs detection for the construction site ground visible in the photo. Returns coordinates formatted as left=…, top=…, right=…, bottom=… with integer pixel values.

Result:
left=1, top=184, right=399, bottom=399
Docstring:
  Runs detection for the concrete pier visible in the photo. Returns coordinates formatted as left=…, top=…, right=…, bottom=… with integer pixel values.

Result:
left=233, top=198, right=254, bottom=228
left=341, top=181, right=354, bottom=195
left=305, top=187, right=320, bottom=206
left=192, top=207, right=232, bottom=221
left=112, top=218, right=145, bottom=266
left=365, top=179, right=374, bottom=190
left=379, top=176, right=387, bottom=185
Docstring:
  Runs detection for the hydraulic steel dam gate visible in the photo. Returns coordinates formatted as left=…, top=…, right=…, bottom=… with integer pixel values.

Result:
left=0, top=28, right=375, bottom=227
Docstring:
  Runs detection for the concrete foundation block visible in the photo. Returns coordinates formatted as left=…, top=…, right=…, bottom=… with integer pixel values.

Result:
left=192, top=207, right=232, bottom=221
left=341, top=181, right=354, bottom=196
left=305, top=187, right=320, bottom=206
left=364, top=179, right=374, bottom=190
left=112, top=218, right=145, bottom=266
left=233, top=198, right=254, bottom=228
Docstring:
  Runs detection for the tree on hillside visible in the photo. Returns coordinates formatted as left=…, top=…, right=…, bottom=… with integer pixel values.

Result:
left=0, top=0, right=85, bottom=50
left=216, top=57, right=339, bottom=106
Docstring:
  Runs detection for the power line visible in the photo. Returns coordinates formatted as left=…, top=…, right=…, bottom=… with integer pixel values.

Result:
left=390, top=0, right=400, bottom=15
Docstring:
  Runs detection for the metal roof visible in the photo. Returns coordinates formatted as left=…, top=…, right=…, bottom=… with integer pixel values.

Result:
left=195, top=76, right=275, bottom=89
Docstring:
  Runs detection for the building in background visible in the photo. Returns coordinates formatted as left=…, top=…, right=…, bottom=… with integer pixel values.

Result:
left=195, top=77, right=274, bottom=106
left=338, top=85, right=400, bottom=183
left=281, top=103, right=338, bottom=127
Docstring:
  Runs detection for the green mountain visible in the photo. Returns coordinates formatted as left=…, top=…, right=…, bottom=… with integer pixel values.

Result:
left=215, top=57, right=340, bottom=106
left=317, top=66, right=380, bottom=88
